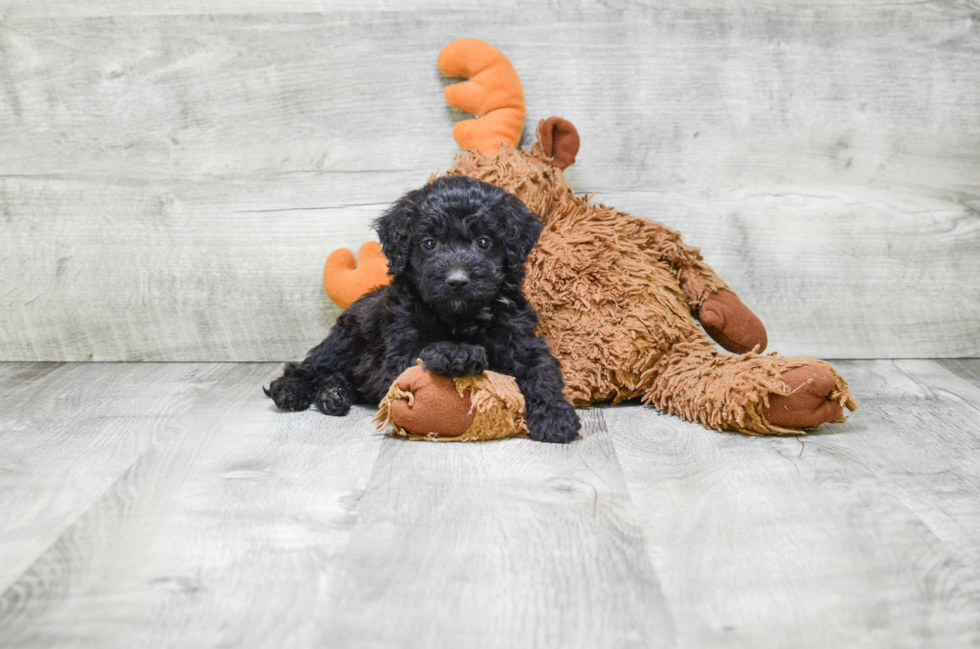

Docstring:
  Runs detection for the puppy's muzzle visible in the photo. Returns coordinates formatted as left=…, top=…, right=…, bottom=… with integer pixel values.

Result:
left=446, top=269, right=470, bottom=290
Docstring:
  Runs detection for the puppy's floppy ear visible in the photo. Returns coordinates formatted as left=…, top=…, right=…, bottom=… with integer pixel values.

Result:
left=501, top=194, right=542, bottom=279
left=373, top=192, right=419, bottom=276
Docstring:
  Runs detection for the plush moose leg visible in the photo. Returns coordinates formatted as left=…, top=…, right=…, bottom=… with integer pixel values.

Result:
left=643, top=338, right=856, bottom=435
left=612, top=213, right=771, bottom=356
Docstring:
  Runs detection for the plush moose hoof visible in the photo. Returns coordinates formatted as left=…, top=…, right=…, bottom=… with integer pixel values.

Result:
left=388, top=364, right=477, bottom=437
left=374, top=362, right=528, bottom=442
left=699, top=290, right=768, bottom=354
left=765, top=365, right=844, bottom=429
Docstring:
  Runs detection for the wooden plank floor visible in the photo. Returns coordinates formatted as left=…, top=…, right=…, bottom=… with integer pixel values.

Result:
left=1, top=360, right=979, bottom=648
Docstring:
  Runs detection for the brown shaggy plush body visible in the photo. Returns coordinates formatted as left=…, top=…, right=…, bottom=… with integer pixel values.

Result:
left=442, top=120, right=857, bottom=435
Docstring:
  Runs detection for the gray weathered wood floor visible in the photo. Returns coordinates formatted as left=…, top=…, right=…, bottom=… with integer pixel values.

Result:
left=1, top=360, right=979, bottom=648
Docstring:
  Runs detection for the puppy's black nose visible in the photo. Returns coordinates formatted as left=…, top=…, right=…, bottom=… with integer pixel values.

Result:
left=446, top=270, right=470, bottom=289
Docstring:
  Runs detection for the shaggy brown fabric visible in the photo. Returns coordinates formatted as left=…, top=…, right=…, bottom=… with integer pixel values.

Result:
left=375, top=361, right=528, bottom=442
left=440, top=118, right=857, bottom=434
left=649, top=343, right=851, bottom=435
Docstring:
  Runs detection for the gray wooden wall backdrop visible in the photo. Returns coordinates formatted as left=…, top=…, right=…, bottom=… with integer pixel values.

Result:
left=1, top=1, right=978, bottom=362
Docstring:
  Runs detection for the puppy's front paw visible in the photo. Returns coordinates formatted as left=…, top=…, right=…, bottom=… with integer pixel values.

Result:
left=527, top=402, right=581, bottom=444
left=264, top=375, right=313, bottom=412
left=314, top=377, right=353, bottom=416
left=419, top=342, right=488, bottom=378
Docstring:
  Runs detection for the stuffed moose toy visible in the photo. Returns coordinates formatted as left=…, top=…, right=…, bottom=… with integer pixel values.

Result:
left=322, top=39, right=857, bottom=441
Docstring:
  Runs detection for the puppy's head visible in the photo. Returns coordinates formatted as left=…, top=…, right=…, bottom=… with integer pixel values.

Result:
left=374, top=176, right=541, bottom=314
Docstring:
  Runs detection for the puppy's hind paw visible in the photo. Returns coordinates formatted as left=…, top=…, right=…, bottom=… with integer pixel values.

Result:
left=314, top=377, right=353, bottom=416
left=265, top=376, right=313, bottom=412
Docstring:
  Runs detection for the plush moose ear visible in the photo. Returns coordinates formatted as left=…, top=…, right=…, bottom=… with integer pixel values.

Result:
left=501, top=194, right=542, bottom=279
left=372, top=194, right=418, bottom=276
left=536, top=117, right=580, bottom=170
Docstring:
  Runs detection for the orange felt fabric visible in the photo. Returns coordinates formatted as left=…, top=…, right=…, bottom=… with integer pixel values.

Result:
left=438, top=38, right=525, bottom=155
left=323, top=241, right=391, bottom=309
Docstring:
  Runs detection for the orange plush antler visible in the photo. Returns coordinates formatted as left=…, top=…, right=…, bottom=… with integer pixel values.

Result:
left=323, top=241, right=391, bottom=309
left=322, top=40, right=524, bottom=309
left=438, top=38, right=525, bottom=155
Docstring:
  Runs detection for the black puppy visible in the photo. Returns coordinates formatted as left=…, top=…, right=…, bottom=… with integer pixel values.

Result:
left=264, top=175, right=580, bottom=443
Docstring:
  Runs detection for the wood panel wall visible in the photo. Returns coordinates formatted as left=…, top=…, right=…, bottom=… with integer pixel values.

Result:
left=1, top=1, right=978, bottom=360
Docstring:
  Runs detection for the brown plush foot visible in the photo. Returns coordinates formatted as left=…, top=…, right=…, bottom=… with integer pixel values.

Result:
left=389, top=364, right=475, bottom=437
left=765, top=365, right=844, bottom=429
left=699, top=291, right=768, bottom=354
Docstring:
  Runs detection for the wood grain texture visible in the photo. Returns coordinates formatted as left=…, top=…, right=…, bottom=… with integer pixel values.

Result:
left=0, top=360, right=979, bottom=646
left=317, top=409, right=674, bottom=648
left=604, top=358, right=980, bottom=648
left=1, top=3, right=979, bottom=361
left=0, top=362, right=230, bottom=593
left=0, top=364, right=385, bottom=647
left=0, top=0, right=518, bottom=17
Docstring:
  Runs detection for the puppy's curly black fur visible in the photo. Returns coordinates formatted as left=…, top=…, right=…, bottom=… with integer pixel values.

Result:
left=264, top=175, right=580, bottom=443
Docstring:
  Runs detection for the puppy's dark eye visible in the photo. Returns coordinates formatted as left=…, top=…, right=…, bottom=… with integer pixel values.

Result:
left=422, top=239, right=437, bottom=251
left=476, top=237, right=492, bottom=250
